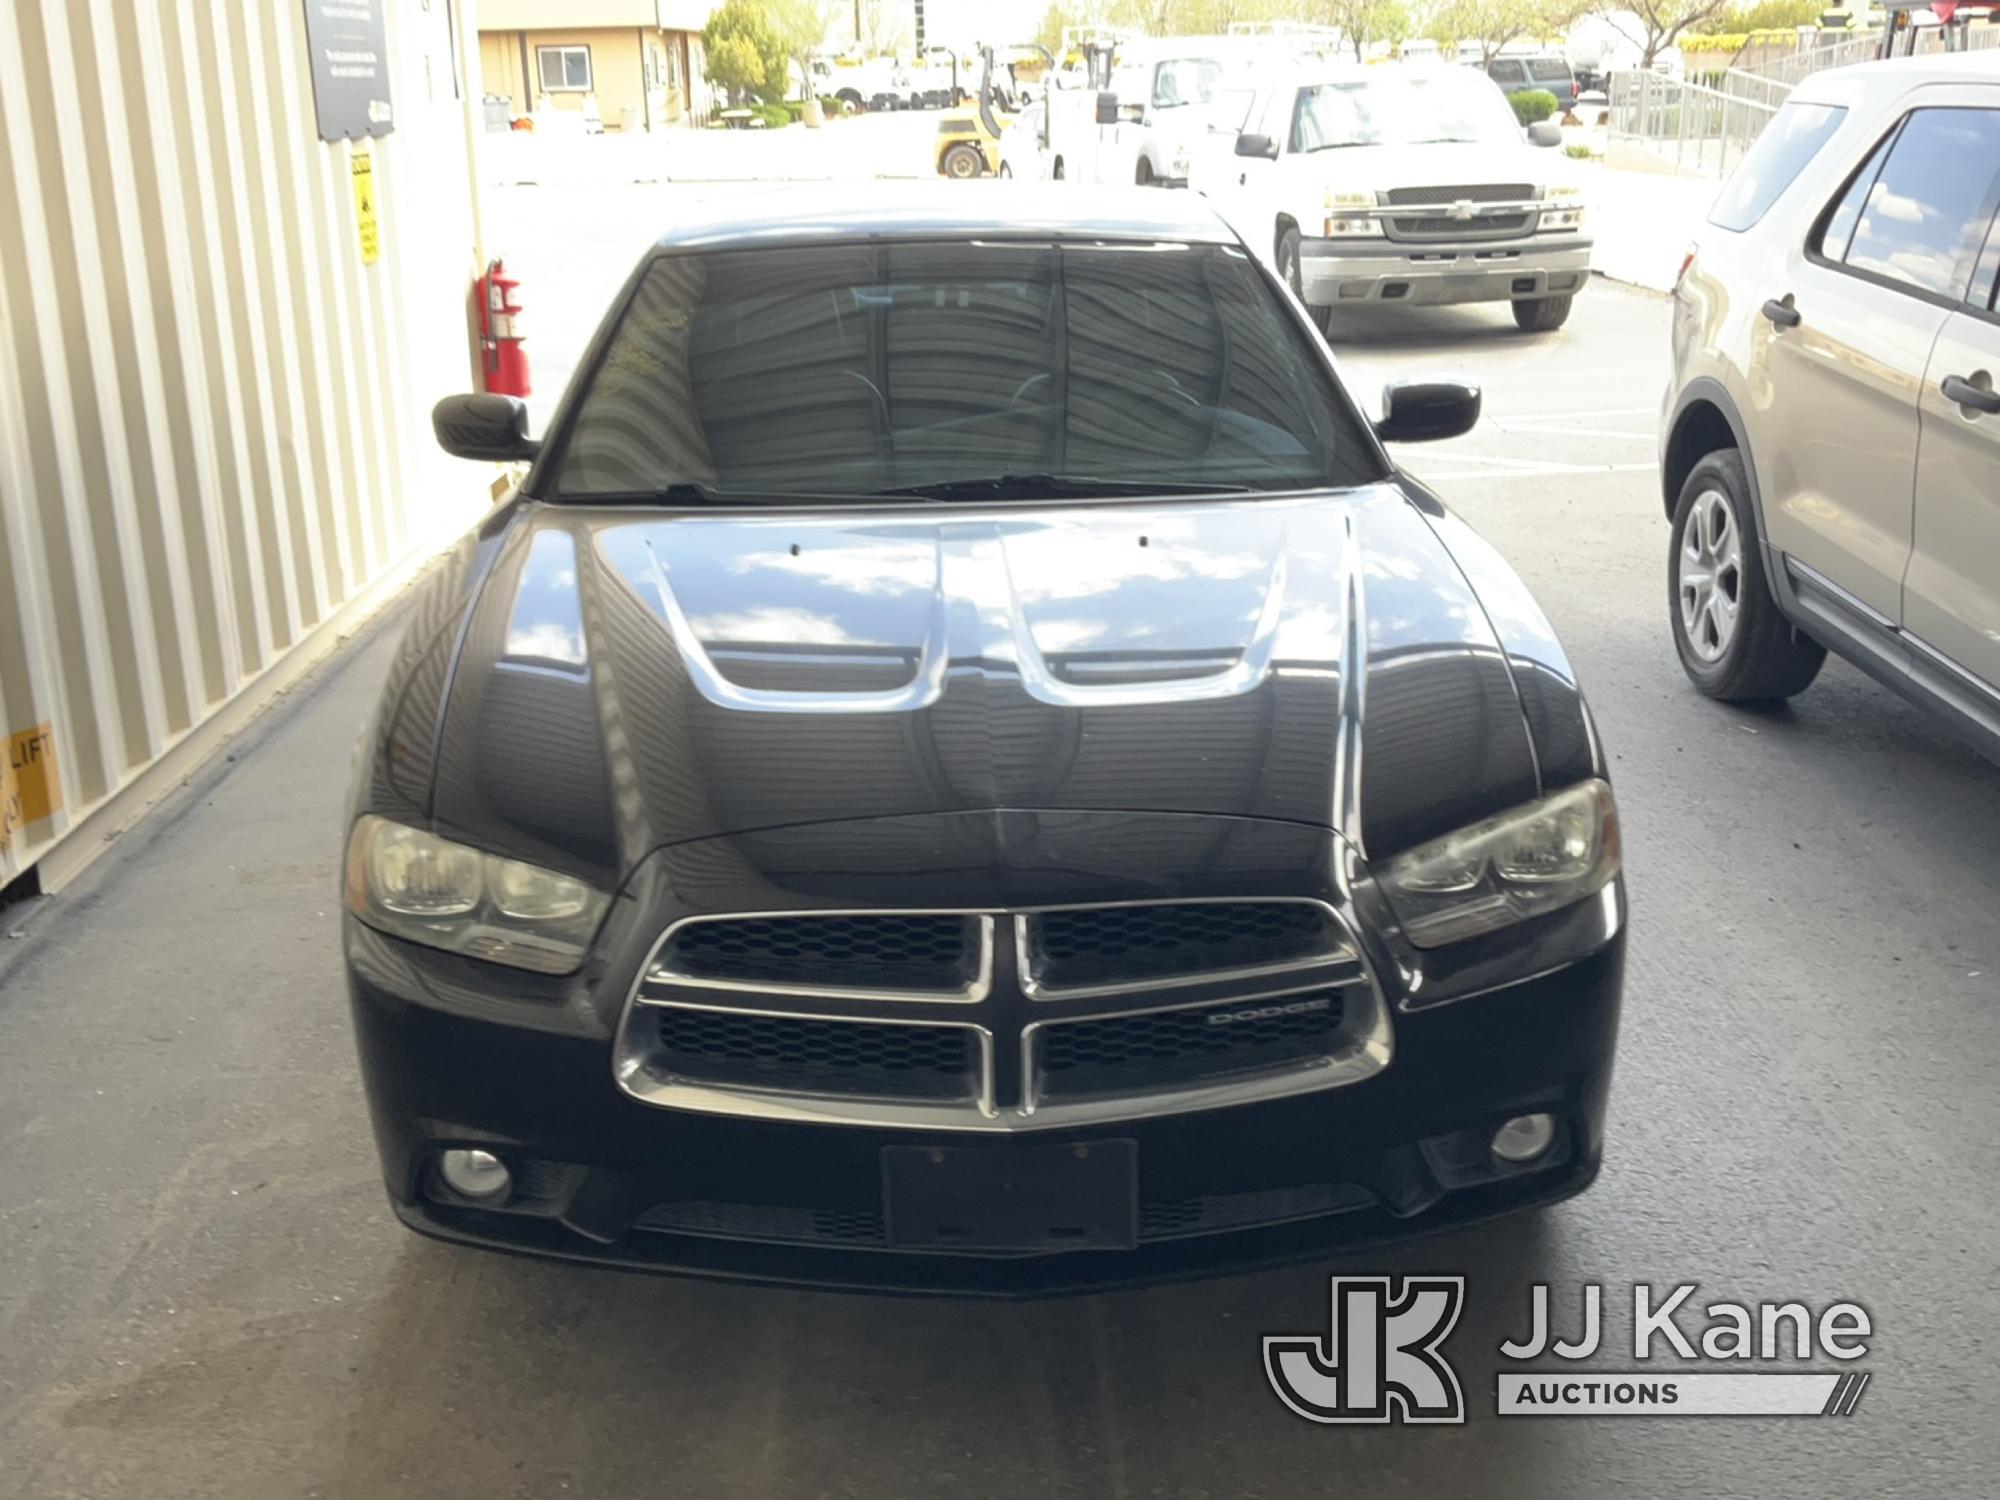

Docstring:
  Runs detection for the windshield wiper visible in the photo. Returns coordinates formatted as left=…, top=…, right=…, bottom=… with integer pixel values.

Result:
left=560, top=482, right=838, bottom=506
left=1305, top=141, right=1373, bottom=152
left=872, top=473, right=1258, bottom=501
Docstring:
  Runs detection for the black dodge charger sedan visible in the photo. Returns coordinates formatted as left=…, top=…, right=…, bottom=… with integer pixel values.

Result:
left=343, top=185, right=1624, bottom=1295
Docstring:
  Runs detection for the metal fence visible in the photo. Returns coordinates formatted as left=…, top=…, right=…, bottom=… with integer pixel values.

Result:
left=1608, top=72, right=1780, bottom=178
left=1614, top=24, right=2000, bottom=176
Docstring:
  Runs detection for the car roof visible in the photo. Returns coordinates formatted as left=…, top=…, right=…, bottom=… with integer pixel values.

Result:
left=1791, top=48, right=2000, bottom=104
left=649, top=182, right=1243, bottom=251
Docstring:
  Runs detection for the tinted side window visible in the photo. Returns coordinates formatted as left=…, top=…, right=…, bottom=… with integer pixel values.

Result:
left=1969, top=213, right=2000, bottom=311
left=1489, top=61, right=1526, bottom=87
left=1814, top=129, right=1896, bottom=263
left=1709, top=101, right=1847, bottom=231
left=1840, top=108, right=2000, bottom=300
left=1528, top=58, right=1570, bottom=83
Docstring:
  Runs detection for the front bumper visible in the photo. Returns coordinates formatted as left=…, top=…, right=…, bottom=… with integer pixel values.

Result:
left=1299, top=235, right=1593, bottom=308
left=347, top=925, right=1623, bottom=1297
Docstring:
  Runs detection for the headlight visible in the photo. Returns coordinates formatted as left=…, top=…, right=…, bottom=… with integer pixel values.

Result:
left=344, top=815, right=611, bottom=973
left=1323, top=190, right=1381, bottom=238
left=1541, top=184, right=1586, bottom=231
left=1377, top=781, right=1620, bottom=948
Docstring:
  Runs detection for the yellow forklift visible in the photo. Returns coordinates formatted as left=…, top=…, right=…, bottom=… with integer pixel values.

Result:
left=933, top=43, right=1054, bottom=178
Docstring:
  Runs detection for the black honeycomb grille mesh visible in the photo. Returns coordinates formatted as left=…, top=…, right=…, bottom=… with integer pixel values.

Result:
left=656, top=1010, right=976, bottom=1101
left=1388, top=212, right=1533, bottom=240
left=1385, top=183, right=1533, bottom=205
left=664, top=914, right=978, bottom=992
left=1037, top=992, right=1343, bottom=1100
left=634, top=1200, right=888, bottom=1245
left=1028, top=902, right=1333, bottom=989
left=1137, top=1182, right=1374, bottom=1240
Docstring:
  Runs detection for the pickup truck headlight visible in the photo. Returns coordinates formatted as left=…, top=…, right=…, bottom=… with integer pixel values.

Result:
left=1323, top=191, right=1381, bottom=238
left=1378, top=780, right=1620, bottom=948
left=1540, top=185, right=1586, bottom=231
left=343, top=815, right=610, bottom=973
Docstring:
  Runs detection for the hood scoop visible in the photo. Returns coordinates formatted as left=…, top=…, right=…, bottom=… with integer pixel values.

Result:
left=600, top=508, right=1300, bottom=713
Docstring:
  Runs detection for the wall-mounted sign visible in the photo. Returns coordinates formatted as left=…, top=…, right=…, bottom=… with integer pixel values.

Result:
left=2, top=722, right=61, bottom=851
left=302, top=0, right=394, bottom=141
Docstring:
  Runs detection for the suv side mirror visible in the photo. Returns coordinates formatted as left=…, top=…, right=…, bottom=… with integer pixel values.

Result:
left=1375, top=379, right=1481, bottom=443
left=433, top=393, right=540, bottom=462
left=1234, top=132, right=1278, bottom=159
left=1095, top=90, right=1119, bottom=125
left=1527, top=120, right=1562, bottom=147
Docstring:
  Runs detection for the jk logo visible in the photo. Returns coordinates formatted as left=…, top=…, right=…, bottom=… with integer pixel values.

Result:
left=1265, top=1276, right=1467, bottom=1424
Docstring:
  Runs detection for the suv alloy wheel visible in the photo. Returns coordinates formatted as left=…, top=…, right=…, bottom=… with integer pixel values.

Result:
left=1668, top=449, right=1825, bottom=701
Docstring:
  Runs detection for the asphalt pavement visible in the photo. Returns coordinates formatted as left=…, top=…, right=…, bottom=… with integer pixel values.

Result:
left=3, top=261, right=1999, bottom=1497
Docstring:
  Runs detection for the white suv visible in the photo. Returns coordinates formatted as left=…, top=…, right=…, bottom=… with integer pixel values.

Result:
left=1661, top=54, right=2000, bottom=759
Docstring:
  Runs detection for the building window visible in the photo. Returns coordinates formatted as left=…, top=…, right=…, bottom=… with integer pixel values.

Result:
left=537, top=45, right=591, bottom=93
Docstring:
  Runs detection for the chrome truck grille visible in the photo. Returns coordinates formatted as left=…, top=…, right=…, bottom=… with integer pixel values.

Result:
left=1384, top=183, right=1533, bottom=206
left=613, top=901, right=1392, bottom=1131
left=1380, top=183, right=1539, bottom=243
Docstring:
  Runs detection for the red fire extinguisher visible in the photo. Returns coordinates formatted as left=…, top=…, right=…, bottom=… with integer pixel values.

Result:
left=478, top=258, right=530, bottom=398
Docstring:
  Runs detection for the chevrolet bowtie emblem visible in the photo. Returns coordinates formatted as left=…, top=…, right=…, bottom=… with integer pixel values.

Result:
left=1448, top=199, right=1480, bottom=221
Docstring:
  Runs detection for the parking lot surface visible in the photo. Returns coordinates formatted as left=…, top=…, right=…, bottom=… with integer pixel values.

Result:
left=3, top=237, right=1998, bottom=1495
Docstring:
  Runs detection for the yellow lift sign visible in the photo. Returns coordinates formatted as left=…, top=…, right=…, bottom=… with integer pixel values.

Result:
left=2, top=722, right=61, bottom=851
left=351, top=142, right=380, bottom=264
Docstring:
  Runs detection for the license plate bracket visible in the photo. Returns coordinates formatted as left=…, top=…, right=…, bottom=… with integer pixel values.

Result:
left=882, top=1138, right=1138, bottom=1253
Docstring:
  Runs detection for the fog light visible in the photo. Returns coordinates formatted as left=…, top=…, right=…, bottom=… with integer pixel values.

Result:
left=1491, top=1113, right=1557, bottom=1164
left=439, top=1148, right=512, bottom=1201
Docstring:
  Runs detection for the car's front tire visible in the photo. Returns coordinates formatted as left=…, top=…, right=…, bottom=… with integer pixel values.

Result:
left=1512, top=294, right=1573, bottom=331
left=997, top=161, right=1012, bottom=178
left=1669, top=448, right=1825, bottom=702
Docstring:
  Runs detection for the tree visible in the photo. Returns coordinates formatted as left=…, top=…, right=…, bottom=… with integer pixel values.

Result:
left=768, top=0, right=842, bottom=99
left=857, top=0, right=911, bottom=55
left=1430, top=0, right=1590, bottom=63
left=1305, top=0, right=1414, bottom=59
left=703, top=0, right=788, bottom=102
left=1595, top=0, right=1734, bottom=62
left=1697, top=0, right=1819, bottom=31
left=1035, top=0, right=1089, bottom=56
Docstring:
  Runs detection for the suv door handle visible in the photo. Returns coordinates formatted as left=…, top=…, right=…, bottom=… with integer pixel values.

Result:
left=1940, top=373, right=2000, bottom=415
left=1761, top=297, right=1801, bottom=329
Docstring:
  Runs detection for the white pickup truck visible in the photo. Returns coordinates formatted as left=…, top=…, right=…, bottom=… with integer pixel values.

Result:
left=1001, top=36, right=1287, bottom=189
left=1192, top=64, right=1591, bottom=332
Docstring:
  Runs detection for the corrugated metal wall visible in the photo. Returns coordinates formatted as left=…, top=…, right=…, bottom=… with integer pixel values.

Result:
left=0, top=0, right=492, bottom=887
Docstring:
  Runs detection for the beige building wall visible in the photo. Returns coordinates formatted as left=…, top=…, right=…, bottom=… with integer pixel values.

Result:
left=478, top=25, right=707, bottom=128
left=0, top=0, right=492, bottom=889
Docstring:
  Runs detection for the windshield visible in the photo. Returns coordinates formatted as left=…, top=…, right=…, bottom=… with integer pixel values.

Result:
left=1152, top=57, right=1224, bottom=108
left=1291, top=71, right=1520, bottom=150
left=552, top=241, right=1381, bottom=501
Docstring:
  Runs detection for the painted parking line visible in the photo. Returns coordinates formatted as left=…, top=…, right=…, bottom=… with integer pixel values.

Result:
left=1412, top=460, right=1658, bottom=482
left=1481, top=405, right=1656, bottom=421
left=1494, top=423, right=1658, bottom=441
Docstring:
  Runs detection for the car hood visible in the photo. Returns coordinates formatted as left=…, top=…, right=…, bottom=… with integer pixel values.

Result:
left=1286, top=141, right=1553, bottom=191
left=422, top=487, right=1586, bottom=887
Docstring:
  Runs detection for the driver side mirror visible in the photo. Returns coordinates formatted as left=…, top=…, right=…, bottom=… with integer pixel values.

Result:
left=1095, top=90, right=1119, bottom=125
left=1234, top=132, right=1278, bottom=159
left=1527, top=120, right=1563, bottom=148
left=1375, top=379, right=1481, bottom=443
left=433, top=393, right=540, bottom=462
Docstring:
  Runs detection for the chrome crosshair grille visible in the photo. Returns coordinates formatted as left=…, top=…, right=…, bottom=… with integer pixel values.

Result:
left=612, top=901, right=1394, bottom=1131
